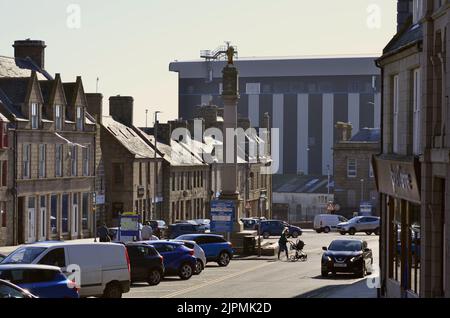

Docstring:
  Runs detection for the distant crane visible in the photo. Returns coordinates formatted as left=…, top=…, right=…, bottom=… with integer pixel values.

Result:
left=200, top=42, right=238, bottom=82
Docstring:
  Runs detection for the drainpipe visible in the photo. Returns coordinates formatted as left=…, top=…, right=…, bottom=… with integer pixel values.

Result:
left=12, top=123, right=18, bottom=245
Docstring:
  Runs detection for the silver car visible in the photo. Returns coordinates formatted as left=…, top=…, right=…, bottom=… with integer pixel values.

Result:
left=337, top=216, right=380, bottom=236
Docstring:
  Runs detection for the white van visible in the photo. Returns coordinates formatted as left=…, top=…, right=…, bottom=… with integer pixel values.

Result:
left=313, top=214, right=348, bottom=233
left=2, top=242, right=131, bottom=298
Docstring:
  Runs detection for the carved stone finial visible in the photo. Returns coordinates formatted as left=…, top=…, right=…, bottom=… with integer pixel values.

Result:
left=227, top=46, right=235, bottom=65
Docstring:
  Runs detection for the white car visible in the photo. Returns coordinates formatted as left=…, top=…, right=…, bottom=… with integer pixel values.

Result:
left=314, top=214, right=348, bottom=233
left=171, top=239, right=207, bottom=275
left=2, top=242, right=131, bottom=298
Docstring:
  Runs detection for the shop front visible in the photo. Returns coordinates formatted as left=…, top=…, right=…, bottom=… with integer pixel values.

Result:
left=374, top=155, right=421, bottom=298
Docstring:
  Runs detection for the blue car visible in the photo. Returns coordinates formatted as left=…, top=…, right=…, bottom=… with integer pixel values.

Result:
left=142, top=241, right=197, bottom=280
left=175, top=234, right=234, bottom=267
left=168, top=223, right=204, bottom=239
left=259, top=220, right=302, bottom=239
left=0, top=264, right=79, bottom=298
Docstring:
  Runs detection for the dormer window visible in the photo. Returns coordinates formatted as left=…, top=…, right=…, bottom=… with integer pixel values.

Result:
left=55, top=105, right=63, bottom=131
left=31, top=103, right=39, bottom=129
left=76, top=106, right=83, bottom=131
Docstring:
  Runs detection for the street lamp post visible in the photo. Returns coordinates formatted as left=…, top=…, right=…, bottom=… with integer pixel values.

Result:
left=258, top=190, right=267, bottom=257
left=153, top=111, right=161, bottom=220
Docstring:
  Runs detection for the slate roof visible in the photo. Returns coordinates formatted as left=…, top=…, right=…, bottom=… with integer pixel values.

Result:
left=0, top=55, right=52, bottom=80
left=350, top=128, right=381, bottom=142
left=383, top=21, right=423, bottom=56
left=0, top=77, right=30, bottom=118
left=38, top=80, right=54, bottom=103
left=102, top=116, right=160, bottom=159
left=273, top=174, right=333, bottom=194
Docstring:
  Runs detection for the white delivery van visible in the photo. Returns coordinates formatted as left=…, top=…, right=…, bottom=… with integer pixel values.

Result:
left=313, top=214, right=348, bottom=233
left=2, top=242, right=130, bottom=298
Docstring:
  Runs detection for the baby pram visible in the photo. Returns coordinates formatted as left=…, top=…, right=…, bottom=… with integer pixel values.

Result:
left=288, top=239, right=307, bottom=262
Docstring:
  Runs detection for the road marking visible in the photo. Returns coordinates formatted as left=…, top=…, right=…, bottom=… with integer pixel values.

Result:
left=160, top=262, right=273, bottom=298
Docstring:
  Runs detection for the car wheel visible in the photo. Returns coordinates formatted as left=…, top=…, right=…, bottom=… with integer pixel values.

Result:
left=357, top=263, right=367, bottom=278
left=218, top=252, right=231, bottom=267
left=348, top=228, right=356, bottom=236
left=374, top=228, right=380, bottom=235
left=321, top=270, right=329, bottom=277
left=339, top=231, right=346, bottom=235
left=262, top=232, right=270, bottom=239
left=365, top=231, right=372, bottom=235
left=291, top=231, right=299, bottom=238
left=194, top=260, right=203, bottom=275
left=179, top=263, right=193, bottom=280
left=324, top=227, right=331, bottom=234
left=103, top=282, right=122, bottom=298
left=147, top=269, right=162, bottom=286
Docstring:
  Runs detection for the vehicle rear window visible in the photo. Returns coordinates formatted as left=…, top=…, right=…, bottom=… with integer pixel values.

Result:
left=2, top=247, right=47, bottom=264
left=0, top=268, right=58, bottom=284
left=183, top=242, right=194, bottom=249
left=204, top=236, right=226, bottom=244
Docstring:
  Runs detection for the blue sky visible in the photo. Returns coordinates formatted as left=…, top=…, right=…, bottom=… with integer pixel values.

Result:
left=0, top=0, right=396, bottom=125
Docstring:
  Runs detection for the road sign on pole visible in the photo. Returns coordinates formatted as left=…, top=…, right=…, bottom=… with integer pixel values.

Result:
left=210, top=200, right=235, bottom=233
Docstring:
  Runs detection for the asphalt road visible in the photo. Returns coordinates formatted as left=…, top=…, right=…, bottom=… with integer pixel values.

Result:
left=125, top=231, right=379, bottom=298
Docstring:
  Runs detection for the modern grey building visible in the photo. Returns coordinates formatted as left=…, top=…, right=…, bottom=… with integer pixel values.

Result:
left=170, top=56, right=381, bottom=176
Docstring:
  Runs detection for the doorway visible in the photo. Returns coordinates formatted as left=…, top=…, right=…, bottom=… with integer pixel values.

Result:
left=72, top=194, right=79, bottom=237
left=39, top=196, right=46, bottom=241
left=27, top=197, right=36, bottom=243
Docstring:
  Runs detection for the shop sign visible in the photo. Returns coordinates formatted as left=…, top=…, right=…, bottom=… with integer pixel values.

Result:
left=374, top=156, right=420, bottom=203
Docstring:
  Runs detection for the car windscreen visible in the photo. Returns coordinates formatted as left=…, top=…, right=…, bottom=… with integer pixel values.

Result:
left=328, top=241, right=362, bottom=252
left=2, top=247, right=48, bottom=264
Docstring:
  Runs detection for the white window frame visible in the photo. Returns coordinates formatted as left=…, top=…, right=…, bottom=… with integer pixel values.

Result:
left=413, top=69, right=422, bottom=155
left=55, top=105, right=63, bottom=131
left=347, top=158, right=357, bottom=178
left=83, top=146, right=90, bottom=176
left=23, top=144, right=31, bottom=179
left=71, top=145, right=77, bottom=176
left=393, top=75, right=400, bottom=153
left=76, top=106, right=83, bottom=131
left=55, top=144, right=63, bottom=177
left=31, top=103, right=39, bottom=129
left=246, top=83, right=261, bottom=95
left=38, top=144, right=46, bottom=178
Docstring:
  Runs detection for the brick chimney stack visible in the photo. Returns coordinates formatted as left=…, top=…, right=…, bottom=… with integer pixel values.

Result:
left=109, top=95, right=134, bottom=127
left=13, top=39, right=47, bottom=69
left=335, top=122, right=353, bottom=142
left=397, top=0, right=413, bottom=32
left=86, top=93, right=103, bottom=124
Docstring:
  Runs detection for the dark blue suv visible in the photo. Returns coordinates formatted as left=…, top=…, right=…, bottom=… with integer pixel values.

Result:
left=175, top=234, right=234, bottom=267
left=145, top=241, right=197, bottom=280
left=168, top=223, right=204, bottom=239
left=259, top=220, right=302, bottom=239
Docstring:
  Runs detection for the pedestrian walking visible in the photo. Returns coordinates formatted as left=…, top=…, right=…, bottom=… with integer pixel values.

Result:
left=278, top=227, right=289, bottom=261
left=97, top=223, right=111, bottom=243
left=141, top=221, right=154, bottom=241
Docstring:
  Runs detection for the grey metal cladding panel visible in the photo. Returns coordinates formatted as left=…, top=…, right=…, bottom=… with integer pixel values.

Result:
left=179, top=95, right=200, bottom=120
left=308, top=94, right=323, bottom=175
left=359, top=94, right=375, bottom=129
left=333, top=94, right=349, bottom=144
left=283, top=94, right=297, bottom=174
left=238, top=94, right=249, bottom=119
left=259, top=94, right=273, bottom=128
left=170, top=57, right=380, bottom=79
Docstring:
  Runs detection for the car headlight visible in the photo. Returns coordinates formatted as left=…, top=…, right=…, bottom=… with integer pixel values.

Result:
left=322, top=255, right=332, bottom=262
left=350, top=255, right=363, bottom=262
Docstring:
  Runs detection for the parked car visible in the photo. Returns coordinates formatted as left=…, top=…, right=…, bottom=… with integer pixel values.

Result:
left=314, top=214, right=348, bottom=233
left=149, top=220, right=168, bottom=238
left=175, top=234, right=234, bottom=267
left=0, top=254, right=5, bottom=263
left=171, top=239, right=206, bottom=275
left=191, top=219, right=211, bottom=232
left=0, top=264, right=79, bottom=298
left=125, top=243, right=164, bottom=286
left=259, top=220, right=302, bottom=239
left=337, top=216, right=380, bottom=235
left=0, top=279, right=37, bottom=298
left=142, top=241, right=196, bottom=280
left=168, top=223, right=205, bottom=239
left=321, top=239, right=373, bottom=278
left=1, top=242, right=131, bottom=298
left=241, top=218, right=260, bottom=230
